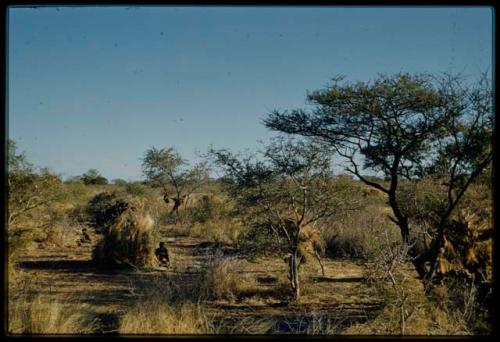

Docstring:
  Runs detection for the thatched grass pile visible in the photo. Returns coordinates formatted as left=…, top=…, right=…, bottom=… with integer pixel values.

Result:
left=298, top=225, right=325, bottom=263
left=296, top=225, right=326, bottom=276
left=439, top=209, right=492, bottom=283
left=86, top=192, right=126, bottom=234
left=91, top=193, right=158, bottom=269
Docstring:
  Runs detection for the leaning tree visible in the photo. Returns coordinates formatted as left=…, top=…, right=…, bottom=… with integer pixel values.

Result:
left=264, top=73, right=493, bottom=281
left=211, top=137, right=362, bottom=301
left=142, top=147, right=209, bottom=222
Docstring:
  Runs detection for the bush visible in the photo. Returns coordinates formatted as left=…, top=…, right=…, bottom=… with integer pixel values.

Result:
left=119, top=273, right=215, bottom=334
left=124, top=182, right=148, bottom=196
left=440, top=276, right=493, bottom=334
left=81, top=169, right=108, bottom=185
left=236, top=223, right=287, bottom=257
left=185, top=194, right=230, bottom=224
left=112, top=178, right=128, bottom=186
left=321, top=205, right=399, bottom=260
left=346, top=241, right=470, bottom=335
left=8, top=167, right=65, bottom=228
left=398, top=178, right=447, bottom=238
left=200, top=255, right=245, bottom=301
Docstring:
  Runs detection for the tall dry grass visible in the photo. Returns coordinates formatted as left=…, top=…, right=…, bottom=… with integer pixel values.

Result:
left=119, top=273, right=216, bottom=335
left=183, top=194, right=245, bottom=245
left=119, top=301, right=215, bottom=335
left=321, top=203, right=399, bottom=259
left=200, top=255, right=246, bottom=301
left=190, top=218, right=245, bottom=245
left=8, top=295, right=99, bottom=335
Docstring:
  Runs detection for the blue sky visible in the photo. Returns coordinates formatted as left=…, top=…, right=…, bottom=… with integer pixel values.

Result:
left=8, top=6, right=493, bottom=181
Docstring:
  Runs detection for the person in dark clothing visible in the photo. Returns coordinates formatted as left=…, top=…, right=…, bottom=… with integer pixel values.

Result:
left=81, top=228, right=91, bottom=243
left=155, top=242, right=170, bottom=267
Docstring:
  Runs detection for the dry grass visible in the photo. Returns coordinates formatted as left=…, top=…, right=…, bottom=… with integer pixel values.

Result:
left=8, top=295, right=99, bottom=335
left=119, top=272, right=216, bottom=335
left=185, top=194, right=245, bottom=245
left=119, top=301, right=216, bottom=335
left=190, top=218, right=245, bottom=245
left=7, top=261, right=100, bottom=335
left=343, top=300, right=470, bottom=335
left=298, top=225, right=326, bottom=270
left=321, top=204, right=399, bottom=259
left=200, top=256, right=246, bottom=301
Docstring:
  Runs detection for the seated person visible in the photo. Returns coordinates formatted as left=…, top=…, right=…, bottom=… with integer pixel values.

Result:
left=155, top=242, right=170, bottom=266
left=79, top=228, right=91, bottom=244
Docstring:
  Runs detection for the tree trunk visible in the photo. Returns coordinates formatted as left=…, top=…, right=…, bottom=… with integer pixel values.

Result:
left=313, top=249, right=325, bottom=276
left=289, top=249, right=300, bottom=301
left=170, top=196, right=183, bottom=224
left=388, top=190, right=409, bottom=243
left=387, top=189, right=429, bottom=279
left=424, top=222, right=446, bottom=282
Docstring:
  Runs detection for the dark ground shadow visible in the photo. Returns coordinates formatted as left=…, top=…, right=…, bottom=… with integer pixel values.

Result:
left=257, top=276, right=278, bottom=284
left=311, top=276, right=366, bottom=283
left=18, top=259, right=151, bottom=274
left=18, top=259, right=95, bottom=273
left=236, top=288, right=288, bottom=301
left=94, top=312, right=122, bottom=335
left=212, top=302, right=383, bottom=334
left=192, top=242, right=239, bottom=257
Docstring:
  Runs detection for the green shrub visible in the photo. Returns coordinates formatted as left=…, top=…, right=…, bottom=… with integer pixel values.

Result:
left=81, top=169, right=108, bottom=185
left=184, top=194, right=234, bottom=224
left=236, top=222, right=287, bottom=257
left=124, top=182, right=148, bottom=196
left=112, top=178, right=128, bottom=186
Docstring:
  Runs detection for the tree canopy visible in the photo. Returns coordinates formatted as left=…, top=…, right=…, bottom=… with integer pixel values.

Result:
left=142, top=146, right=209, bottom=203
left=81, top=169, right=108, bottom=185
left=264, top=73, right=493, bottom=280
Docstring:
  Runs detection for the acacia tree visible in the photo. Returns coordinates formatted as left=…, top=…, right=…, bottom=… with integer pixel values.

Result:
left=211, top=137, right=361, bottom=301
left=264, top=73, right=493, bottom=281
left=142, top=147, right=209, bottom=221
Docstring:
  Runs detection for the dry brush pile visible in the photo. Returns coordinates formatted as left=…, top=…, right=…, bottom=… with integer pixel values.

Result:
left=89, top=192, right=159, bottom=269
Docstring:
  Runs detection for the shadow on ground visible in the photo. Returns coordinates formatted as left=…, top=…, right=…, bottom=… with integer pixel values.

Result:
left=311, top=276, right=366, bottom=283
left=19, top=259, right=95, bottom=272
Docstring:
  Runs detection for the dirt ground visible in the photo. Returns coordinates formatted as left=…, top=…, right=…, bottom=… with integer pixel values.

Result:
left=14, top=230, right=384, bottom=335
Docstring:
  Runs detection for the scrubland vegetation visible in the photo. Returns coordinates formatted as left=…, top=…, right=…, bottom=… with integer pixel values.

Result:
left=6, top=73, right=493, bottom=336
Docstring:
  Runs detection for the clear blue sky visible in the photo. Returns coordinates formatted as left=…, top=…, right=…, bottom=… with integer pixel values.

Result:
left=8, top=6, right=493, bottom=181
